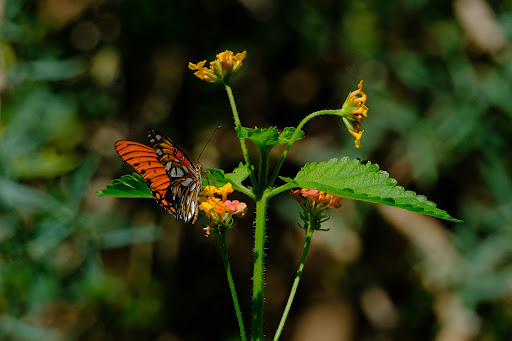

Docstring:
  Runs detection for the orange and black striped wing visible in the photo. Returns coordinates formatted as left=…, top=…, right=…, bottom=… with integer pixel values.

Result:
left=147, top=129, right=196, bottom=169
left=115, top=140, right=179, bottom=218
left=147, top=130, right=203, bottom=223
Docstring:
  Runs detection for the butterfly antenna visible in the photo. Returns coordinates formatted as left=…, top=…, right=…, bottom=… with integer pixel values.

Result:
left=197, top=125, right=222, bottom=162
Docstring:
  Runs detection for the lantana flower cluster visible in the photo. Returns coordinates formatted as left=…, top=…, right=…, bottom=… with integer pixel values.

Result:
left=188, top=50, right=247, bottom=84
left=341, top=80, right=368, bottom=148
left=199, top=183, right=247, bottom=236
left=291, top=188, right=342, bottom=230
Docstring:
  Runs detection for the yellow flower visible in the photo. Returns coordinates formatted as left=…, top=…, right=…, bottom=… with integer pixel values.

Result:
left=216, top=183, right=234, bottom=201
left=348, top=80, right=368, bottom=119
left=348, top=129, right=363, bottom=148
left=201, top=185, right=219, bottom=199
left=188, top=50, right=247, bottom=83
left=342, top=80, right=368, bottom=148
left=198, top=182, right=247, bottom=236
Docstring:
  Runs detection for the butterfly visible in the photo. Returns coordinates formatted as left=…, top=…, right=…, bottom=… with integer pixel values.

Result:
left=115, top=129, right=202, bottom=224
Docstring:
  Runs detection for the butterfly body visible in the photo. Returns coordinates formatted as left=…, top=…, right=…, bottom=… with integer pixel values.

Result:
left=115, top=129, right=202, bottom=223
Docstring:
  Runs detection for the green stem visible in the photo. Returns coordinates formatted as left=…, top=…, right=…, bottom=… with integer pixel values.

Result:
left=268, top=110, right=341, bottom=187
left=232, top=182, right=255, bottom=200
left=273, top=226, right=314, bottom=340
left=216, top=230, right=247, bottom=341
left=225, top=84, right=258, bottom=191
left=252, top=194, right=269, bottom=340
left=267, top=183, right=297, bottom=200
left=256, top=147, right=270, bottom=197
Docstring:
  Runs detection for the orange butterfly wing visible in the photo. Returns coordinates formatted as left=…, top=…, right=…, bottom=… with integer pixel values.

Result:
left=115, top=130, right=202, bottom=223
left=147, top=129, right=202, bottom=223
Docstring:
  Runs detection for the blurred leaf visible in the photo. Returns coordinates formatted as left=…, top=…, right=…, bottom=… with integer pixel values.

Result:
left=28, top=274, right=60, bottom=310
left=390, top=51, right=430, bottom=91
left=10, top=149, right=78, bottom=179
left=288, top=2, right=329, bottom=53
left=9, top=58, right=85, bottom=84
left=0, top=86, right=83, bottom=179
left=99, top=226, right=161, bottom=249
left=66, top=158, right=98, bottom=210
left=0, top=215, right=17, bottom=242
left=96, top=173, right=152, bottom=198
left=27, top=221, right=71, bottom=260
left=2, top=86, right=79, bottom=139
left=281, top=157, right=463, bottom=222
left=341, top=2, right=379, bottom=60
left=120, top=290, right=163, bottom=328
left=0, top=39, right=17, bottom=68
left=0, top=315, right=62, bottom=341
left=2, top=0, right=48, bottom=44
left=0, top=178, right=60, bottom=213
left=481, top=68, right=512, bottom=113
left=480, top=154, right=512, bottom=205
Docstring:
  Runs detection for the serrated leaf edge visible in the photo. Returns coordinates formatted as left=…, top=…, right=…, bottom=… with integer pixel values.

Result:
left=286, top=158, right=463, bottom=223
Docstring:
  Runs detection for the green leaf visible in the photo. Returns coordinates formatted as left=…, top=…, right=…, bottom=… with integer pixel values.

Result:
left=203, top=168, right=230, bottom=187
left=225, top=163, right=251, bottom=186
left=281, top=157, right=463, bottom=223
left=236, top=126, right=279, bottom=150
left=96, top=173, right=152, bottom=198
left=236, top=126, right=304, bottom=151
left=278, top=127, right=305, bottom=145
left=204, top=163, right=251, bottom=193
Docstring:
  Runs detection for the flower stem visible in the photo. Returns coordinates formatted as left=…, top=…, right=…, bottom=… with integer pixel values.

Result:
left=273, top=226, right=314, bottom=340
left=225, top=84, right=258, bottom=191
left=252, top=194, right=269, bottom=340
left=268, top=110, right=340, bottom=187
left=216, top=230, right=247, bottom=341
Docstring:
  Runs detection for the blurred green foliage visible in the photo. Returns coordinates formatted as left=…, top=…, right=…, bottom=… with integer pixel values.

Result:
left=1, top=0, right=512, bottom=340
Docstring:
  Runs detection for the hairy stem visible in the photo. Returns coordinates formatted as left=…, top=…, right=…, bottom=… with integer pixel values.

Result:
left=225, top=84, right=258, bottom=190
left=252, top=194, right=269, bottom=340
left=268, top=110, right=340, bottom=187
left=216, top=230, right=247, bottom=341
left=256, top=147, right=270, bottom=197
left=273, top=226, right=314, bottom=340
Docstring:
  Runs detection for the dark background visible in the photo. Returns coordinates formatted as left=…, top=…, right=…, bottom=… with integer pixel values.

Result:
left=1, top=0, right=511, bottom=340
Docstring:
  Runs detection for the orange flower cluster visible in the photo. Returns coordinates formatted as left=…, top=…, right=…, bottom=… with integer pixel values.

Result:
left=343, top=80, right=368, bottom=148
left=199, top=183, right=247, bottom=236
left=291, top=188, right=342, bottom=230
left=188, top=50, right=247, bottom=83
left=291, top=189, right=342, bottom=209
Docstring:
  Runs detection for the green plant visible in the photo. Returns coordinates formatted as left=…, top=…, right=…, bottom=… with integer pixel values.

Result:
left=98, top=50, right=462, bottom=341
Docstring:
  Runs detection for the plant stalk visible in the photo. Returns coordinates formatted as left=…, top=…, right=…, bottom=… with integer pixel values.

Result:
left=268, top=110, right=341, bottom=187
left=225, top=84, right=258, bottom=190
left=256, top=147, right=270, bottom=197
left=273, top=226, right=314, bottom=340
left=216, top=230, right=247, bottom=341
left=252, top=195, right=268, bottom=340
